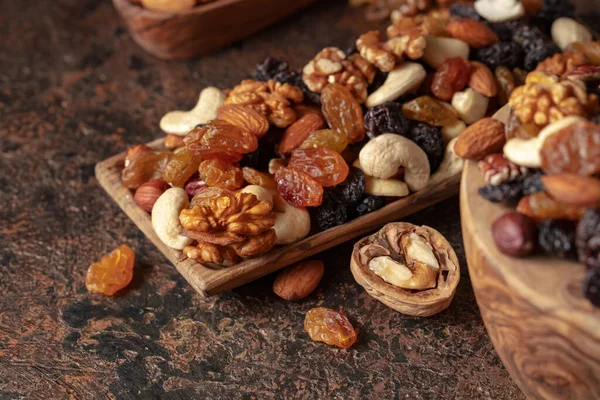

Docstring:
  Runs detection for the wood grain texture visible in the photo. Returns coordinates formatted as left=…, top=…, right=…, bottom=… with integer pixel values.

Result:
left=96, top=138, right=461, bottom=297
left=112, top=0, right=319, bottom=59
left=460, top=160, right=600, bottom=400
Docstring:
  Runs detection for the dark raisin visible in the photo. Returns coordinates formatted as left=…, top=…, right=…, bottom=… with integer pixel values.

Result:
left=274, top=69, right=321, bottom=106
left=239, top=129, right=281, bottom=170
left=352, top=196, right=386, bottom=218
left=475, top=42, right=524, bottom=70
left=408, top=123, right=445, bottom=173
left=478, top=181, right=524, bottom=204
left=512, top=25, right=548, bottom=51
left=522, top=172, right=545, bottom=196
left=487, top=20, right=524, bottom=42
left=327, top=167, right=365, bottom=206
left=538, top=219, right=577, bottom=259
left=449, top=3, right=482, bottom=20
left=314, top=199, right=348, bottom=230
left=576, top=209, right=600, bottom=270
left=368, top=70, right=388, bottom=94
left=251, top=57, right=289, bottom=81
left=583, top=267, right=600, bottom=307
left=364, top=102, right=410, bottom=139
left=345, top=43, right=358, bottom=56
left=524, top=41, right=561, bottom=71
left=533, top=0, right=575, bottom=32
left=591, top=114, right=600, bottom=125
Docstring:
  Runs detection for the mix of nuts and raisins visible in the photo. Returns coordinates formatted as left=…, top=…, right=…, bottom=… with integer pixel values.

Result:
left=97, top=0, right=600, bottom=345
left=443, top=1, right=600, bottom=308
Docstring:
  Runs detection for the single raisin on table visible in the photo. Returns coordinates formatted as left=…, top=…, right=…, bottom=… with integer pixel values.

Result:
left=576, top=209, right=600, bottom=270
left=327, top=167, right=365, bottom=206
left=86, top=244, right=135, bottom=296
left=583, top=267, right=600, bottom=307
left=288, top=148, right=350, bottom=187
left=352, top=196, right=386, bottom=218
left=431, top=57, right=471, bottom=101
left=275, top=167, right=324, bottom=208
left=408, top=123, right=445, bottom=173
left=304, top=307, right=357, bottom=349
left=321, top=83, right=366, bottom=143
left=364, top=102, right=410, bottom=139
left=314, top=198, right=348, bottom=230
left=251, top=57, right=289, bottom=81
left=475, top=42, right=524, bottom=70
left=198, top=159, right=244, bottom=191
left=478, top=181, right=524, bottom=204
left=538, top=219, right=577, bottom=260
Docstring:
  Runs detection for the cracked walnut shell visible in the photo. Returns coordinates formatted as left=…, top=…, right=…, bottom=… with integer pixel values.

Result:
left=508, top=78, right=599, bottom=129
left=302, top=47, right=376, bottom=103
left=350, top=222, right=459, bottom=316
left=224, top=79, right=303, bottom=128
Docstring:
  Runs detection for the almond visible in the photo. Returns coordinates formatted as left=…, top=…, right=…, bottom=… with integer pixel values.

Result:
left=273, top=260, right=325, bottom=301
left=542, top=174, right=600, bottom=208
left=454, top=117, right=506, bottom=160
left=217, top=104, right=269, bottom=138
left=469, top=61, right=497, bottom=97
left=164, top=133, right=185, bottom=149
left=446, top=19, right=499, bottom=49
left=134, top=179, right=170, bottom=212
left=278, top=113, right=325, bottom=154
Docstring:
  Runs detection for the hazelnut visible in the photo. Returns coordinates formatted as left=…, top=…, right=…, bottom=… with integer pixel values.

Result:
left=491, top=211, right=537, bottom=257
left=134, top=179, right=169, bottom=212
left=125, top=144, right=152, bottom=167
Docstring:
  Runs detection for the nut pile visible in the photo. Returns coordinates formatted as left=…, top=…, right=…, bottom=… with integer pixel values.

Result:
left=446, top=1, right=600, bottom=307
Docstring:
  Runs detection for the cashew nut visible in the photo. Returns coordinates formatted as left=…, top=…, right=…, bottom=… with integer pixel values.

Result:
left=441, top=120, right=466, bottom=143
left=366, top=63, right=427, bottom=108
left=160, top=87, right=225, bottom=136
left=427, top=138, right=464, bottom=187
left=474, top=0, right=525, bottom=22
left=240, top=185, right=310, bottom=245
left=503, top=116, right=585, bottom=168
left=365, top=176, right=410, bottom=197
left=451, top=88, right=489, bottom=125
left=152, top=188, right=193, bottom=250
left=422, top=36, right=469, bottom=69
left=358, top=133, right=430, bottom=192
left=551, top=18, right=592, bottom=50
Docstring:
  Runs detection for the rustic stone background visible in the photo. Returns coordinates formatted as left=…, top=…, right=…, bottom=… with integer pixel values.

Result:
left=0, top=0, right=530, bottom=398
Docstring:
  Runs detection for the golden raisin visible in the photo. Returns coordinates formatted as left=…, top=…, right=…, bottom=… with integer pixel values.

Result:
left=86, top=245, right=135, bottom=296
left=321, top=83, right=366, bottom=143
left=275, top=167, right=324, bottom=208
left=540, top=121, right=600, bottom=176
left=122, top=151, right=172, bottom=190
left=242, top=167, right=277, bottom=190
left=299, top=129, right=349, bottom=153
left=198, top=159, right=244, bottom=191
left=288, top=148, right=349, bottom=187
left=401, top=96, right=459, bottom=127
left=304, top=307, right=357, bottom=349
left=163, top=148, right=202, bottom=188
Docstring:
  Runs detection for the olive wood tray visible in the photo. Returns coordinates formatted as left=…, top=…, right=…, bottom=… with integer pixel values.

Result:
left=112, top=0, right=319, bottom=60
left=460, top=160, right=600, bottom=400
left=95, top=138, right=461, bottom=297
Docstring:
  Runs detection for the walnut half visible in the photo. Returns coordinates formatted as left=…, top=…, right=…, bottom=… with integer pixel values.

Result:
left=350, top=222, right=460, bottom=316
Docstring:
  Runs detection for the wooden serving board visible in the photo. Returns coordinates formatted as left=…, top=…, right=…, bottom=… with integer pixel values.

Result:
left=112, top=0, right=319, bottom=60
left=460, top=161, right=600, bottom=400
left=95, top=138, right=461, bottom=297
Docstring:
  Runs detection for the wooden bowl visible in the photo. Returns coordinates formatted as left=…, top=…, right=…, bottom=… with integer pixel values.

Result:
left=112, top=0, right=319, bottom=60
left=460, top=160, right=600, bottom=400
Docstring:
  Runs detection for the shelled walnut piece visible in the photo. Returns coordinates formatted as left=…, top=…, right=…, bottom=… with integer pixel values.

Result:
left=180, top=191, right=277, bottom=266
left=224, top=79, right=303, bottom=128
left=302, top=47, right=376, bottom=103
left=351, top=222, right=459, bottom=316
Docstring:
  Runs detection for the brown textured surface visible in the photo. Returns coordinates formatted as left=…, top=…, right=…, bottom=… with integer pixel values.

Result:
left=0, top=0, right=523, bottom=398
